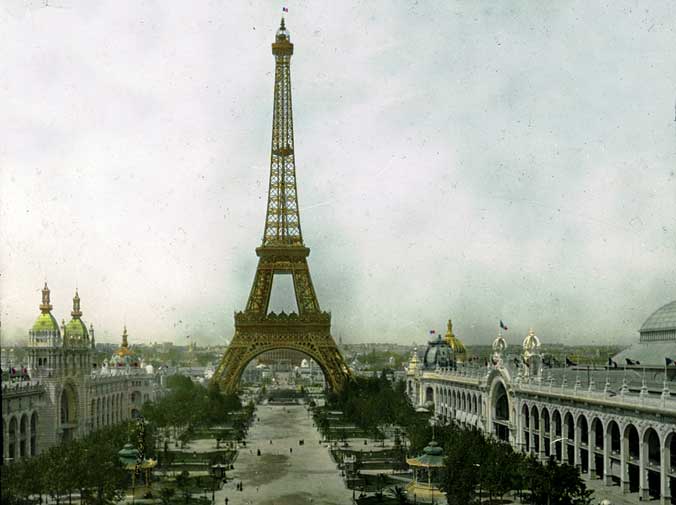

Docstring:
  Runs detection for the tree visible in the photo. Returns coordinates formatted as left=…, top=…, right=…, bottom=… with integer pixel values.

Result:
left=159, top=487, right=176, bottom=505
left=389, top=485, right=409, bottom=505
left=176, top=470, right=191, bottom=504
left=529, top=457, right=593, bottom=505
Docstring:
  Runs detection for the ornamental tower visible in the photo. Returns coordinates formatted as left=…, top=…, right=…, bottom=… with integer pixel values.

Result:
left=28, top=283, right=62, bottom=378
left=212, top=19, right=351, bottom=393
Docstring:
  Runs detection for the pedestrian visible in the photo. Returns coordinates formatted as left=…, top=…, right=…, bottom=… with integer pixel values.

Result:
left=289, top=447, right=293, bottom=454
left=257, top=448, right=261, bottom=456
left=225, top=498, right=229, bottom=505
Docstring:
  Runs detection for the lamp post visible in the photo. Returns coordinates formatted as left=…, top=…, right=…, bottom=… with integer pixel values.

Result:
left=211, top=464, right=227, bottom=504
left=473, top=463, right=481, bottom=503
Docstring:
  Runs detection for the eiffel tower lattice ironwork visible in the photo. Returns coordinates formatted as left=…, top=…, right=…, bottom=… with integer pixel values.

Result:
left=212, top=19, right=351, bottom=393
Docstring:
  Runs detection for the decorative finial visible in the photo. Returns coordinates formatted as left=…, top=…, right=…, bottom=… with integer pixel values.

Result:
left=71, top=289, right=82, bottom=319
left=122, top=325, right=129, bottom=348
left=280, top=17, right=285, bottom=29
left=40, top=283, right=53, bottom=313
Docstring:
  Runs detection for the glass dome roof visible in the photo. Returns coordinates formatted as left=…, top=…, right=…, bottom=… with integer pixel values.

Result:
left=640, top=300, right=676, bottom=332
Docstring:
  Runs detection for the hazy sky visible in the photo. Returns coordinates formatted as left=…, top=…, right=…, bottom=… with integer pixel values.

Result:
left=1, top=1, right=675, bottom=347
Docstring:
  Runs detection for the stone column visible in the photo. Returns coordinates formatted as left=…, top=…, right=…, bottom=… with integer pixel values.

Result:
left=574, top=419, right=581, bottom=469
left=621, top=431, right=629, bottom=493
left=660, top=437, right=670, bottom=505
left=639, top=436, right=648, bottom=500
left=604, top=426, right=613, bottom=486
left=588, top=429, right=596, bottom=479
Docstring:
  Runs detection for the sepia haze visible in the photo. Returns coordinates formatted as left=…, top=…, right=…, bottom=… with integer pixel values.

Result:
left=1, top=1, right=675, bottom=346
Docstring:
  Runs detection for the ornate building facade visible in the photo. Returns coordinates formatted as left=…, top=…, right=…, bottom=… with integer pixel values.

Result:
left=406, top=307, right=676, bottom=504
left=1, top=284, right=164, bottom=463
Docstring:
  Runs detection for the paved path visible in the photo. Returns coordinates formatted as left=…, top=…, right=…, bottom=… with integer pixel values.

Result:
left=215, top=403, right=353, bottom=505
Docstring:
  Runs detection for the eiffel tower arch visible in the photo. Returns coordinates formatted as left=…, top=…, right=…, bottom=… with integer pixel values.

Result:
left=212, top=19, right=351, bottom=394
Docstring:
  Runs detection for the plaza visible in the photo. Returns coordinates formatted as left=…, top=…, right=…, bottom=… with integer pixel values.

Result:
left=212, top=403, right=351, bottom=505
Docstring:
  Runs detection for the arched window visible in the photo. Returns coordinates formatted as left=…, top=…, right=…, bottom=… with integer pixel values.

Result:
left=30, top=413, right=38, bottom=456
left=19, top=415, right=28, bottom=458
left=8, top=417, right=17, bottom=461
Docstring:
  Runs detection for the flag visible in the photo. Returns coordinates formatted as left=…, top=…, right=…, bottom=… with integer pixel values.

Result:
left=667, top=357, right=675, bottom=366
left=186, top=335, right=191, bottom=339
left=429, top=330, right=436, bottom=335
left=282, top=6, right=288, bottom=12
left=625, top=358, right=636, bottom=366
left=608, top=357, right=618, bottom=369
left=500, top=320, right=508, bottom=331
left=565, top=357, right=577, bottom=367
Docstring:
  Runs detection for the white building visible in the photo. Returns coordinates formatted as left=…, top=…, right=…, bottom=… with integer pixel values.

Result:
left=406, top=306, right=676, bottom=504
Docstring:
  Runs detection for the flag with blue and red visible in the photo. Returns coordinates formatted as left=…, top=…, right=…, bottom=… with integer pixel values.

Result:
left=282, top=7, right=288, bottom=13
left=499, top=320, right=508, bottom=331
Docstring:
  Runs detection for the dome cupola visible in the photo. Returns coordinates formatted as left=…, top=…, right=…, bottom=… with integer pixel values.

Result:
left=444, top=319, right=467, bottom=362
left=64, top=290, right=89, bottom=347
left=423, top=333, right=454, bottom=369
left=31, top=283, right=60, bottom=334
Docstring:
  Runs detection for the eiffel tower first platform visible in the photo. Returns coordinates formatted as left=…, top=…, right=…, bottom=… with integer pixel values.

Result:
left=212, top=19, right=351, bottom=394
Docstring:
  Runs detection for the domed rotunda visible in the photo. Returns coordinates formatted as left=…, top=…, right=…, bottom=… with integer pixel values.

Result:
left=613, top=300, right=676, bottom=367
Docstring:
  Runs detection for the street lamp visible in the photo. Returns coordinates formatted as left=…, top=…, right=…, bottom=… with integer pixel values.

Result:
left=211, top=463, right=227, bottom=504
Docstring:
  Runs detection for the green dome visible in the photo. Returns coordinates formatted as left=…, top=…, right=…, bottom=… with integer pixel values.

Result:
left=32, top=313, right=61, bottom=334
left=65, top=318, right=89, bottom=339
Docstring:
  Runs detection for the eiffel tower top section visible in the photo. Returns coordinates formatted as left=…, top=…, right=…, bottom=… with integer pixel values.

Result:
left=262, top=18, right=304, bottom=248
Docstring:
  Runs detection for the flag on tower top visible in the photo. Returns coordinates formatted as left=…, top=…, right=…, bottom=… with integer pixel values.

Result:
left=429, top=330, right=436, bottom=335
left=282, top=7, right=288, bottom=12
left=499, top=320, right=508, bottom=331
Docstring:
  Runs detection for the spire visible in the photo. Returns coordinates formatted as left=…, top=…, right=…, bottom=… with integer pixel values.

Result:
left=71, top=289, right=82, bottom=319
left=40, top=282, right=53, bottom=314
left=121, top=325, right=129, bottom=348
left=264, top=18, right=302, bottom=246
left=90, top=323, right=95, bottom=349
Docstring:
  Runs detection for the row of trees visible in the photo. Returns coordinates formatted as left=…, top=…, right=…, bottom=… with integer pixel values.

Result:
left=1, top=421, right=145, bottom=505
left=325, top=373, right=424, bottom=441
left=326, top=375, right=593, bottom=505
left=2, top=376, right=251, bottom=505
left=141, top=375, right=242, bottom=431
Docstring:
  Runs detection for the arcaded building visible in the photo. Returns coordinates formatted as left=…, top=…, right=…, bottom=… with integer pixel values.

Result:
left=1, top=284, right=164, bottom=463
left=406, top=306, right=676, bottom=504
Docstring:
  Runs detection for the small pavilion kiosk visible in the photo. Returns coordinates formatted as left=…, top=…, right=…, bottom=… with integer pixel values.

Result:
left=406, top=439, right=445, bottom=503
left=118, top=443, right=158, bottom=497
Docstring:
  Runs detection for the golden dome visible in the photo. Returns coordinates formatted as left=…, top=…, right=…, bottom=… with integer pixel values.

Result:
left=444, top=320, right=467, bottom=357
left=112, top=326, right=138, bottom=366
left=114, top=325, right=131, bottom=356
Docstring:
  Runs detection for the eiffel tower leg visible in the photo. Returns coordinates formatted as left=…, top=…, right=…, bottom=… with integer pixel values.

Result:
left=291, top=263, right=320, bottom=314
left=212, top=331, right=351, bottom=394
left=244, top=262, right=273, bottom=315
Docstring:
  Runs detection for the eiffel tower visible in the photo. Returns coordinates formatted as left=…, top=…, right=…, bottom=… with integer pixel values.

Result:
left=212, top=19, right=351, bottom=393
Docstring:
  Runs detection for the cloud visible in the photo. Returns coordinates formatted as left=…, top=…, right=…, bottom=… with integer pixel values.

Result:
left=1, top=1, right=675, bottom=347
